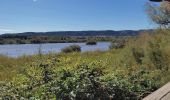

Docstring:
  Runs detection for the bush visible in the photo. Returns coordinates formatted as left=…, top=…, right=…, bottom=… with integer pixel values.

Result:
left=148, top=41, right=168, bottom=70
left=109, top=42, right=125, bottom=49
left=86, top=41, right=97, bottom=45
left=0, top=61, right=158, bottom=100
left=132, top=48, right=144, bottom=64
left=61, top=45, right=81, bottom=53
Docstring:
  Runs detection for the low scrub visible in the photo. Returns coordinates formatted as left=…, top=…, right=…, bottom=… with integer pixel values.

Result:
left=0, top=59, right=159, bottom=99
left=109, top=42, right=125, bottom=49
left=86, top=41, right=97, bottom=45
left=61, top=45, right=81, bottom=53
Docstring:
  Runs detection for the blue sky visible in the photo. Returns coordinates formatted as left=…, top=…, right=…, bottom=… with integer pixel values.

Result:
left=0, top=0, right=153, bottom=34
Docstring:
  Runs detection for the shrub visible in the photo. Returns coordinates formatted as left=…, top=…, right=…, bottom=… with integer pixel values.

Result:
left=61, top=45, right=81, bottom=53
left=132, top=48, right=144, bottom=64
left=16, top=40, right=26, bottom=44
left=86, top=41, right=97, bottom=45
left=109, top=42, right=125, bottom=49
left=0, top=48, right=165, bottom=99
left=148, top=42, right=168, bottom=70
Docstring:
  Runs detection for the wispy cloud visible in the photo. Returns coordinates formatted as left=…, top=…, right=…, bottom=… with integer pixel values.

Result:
left=0, top=28, right=14, bottom=32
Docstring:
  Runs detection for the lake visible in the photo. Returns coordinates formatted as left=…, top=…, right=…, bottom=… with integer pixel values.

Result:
left=0, top=42, right=111, bottom=57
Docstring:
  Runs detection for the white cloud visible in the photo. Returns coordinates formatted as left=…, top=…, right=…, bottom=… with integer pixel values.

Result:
left=0, top=28, right=14, bottom=32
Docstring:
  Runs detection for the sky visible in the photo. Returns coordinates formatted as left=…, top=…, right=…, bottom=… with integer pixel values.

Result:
left=0, top=0, right=154, bottom=34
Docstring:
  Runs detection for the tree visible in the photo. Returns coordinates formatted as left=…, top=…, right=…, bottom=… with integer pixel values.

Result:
left=149, top=0, right=170, bottom=2
left=147, top=1, right=170, bottom=28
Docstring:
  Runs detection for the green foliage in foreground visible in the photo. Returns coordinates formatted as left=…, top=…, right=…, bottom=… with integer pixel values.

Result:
left=0, top=59, right=158, bottom=100
left=0, top=30, right=170, bottom=99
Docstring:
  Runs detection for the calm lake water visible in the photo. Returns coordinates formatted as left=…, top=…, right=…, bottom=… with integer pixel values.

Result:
left=0, top=42, right=111, bottom=57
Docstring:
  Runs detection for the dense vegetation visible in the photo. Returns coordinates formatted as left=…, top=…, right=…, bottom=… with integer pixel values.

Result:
left=0, top=35, right=128, bottom=44
left=61, top=45, right=81, bottom=53
left=0, top=1, right=169, bottom=100
left=0, top=29, right=170, bottom=99
left=1, top=30, right=142, bottom=37
left=86, top=41, right=97, bottom=45
left=0, top=30, right=149, bottom=44
left=0, top=36, right=103, bottom=44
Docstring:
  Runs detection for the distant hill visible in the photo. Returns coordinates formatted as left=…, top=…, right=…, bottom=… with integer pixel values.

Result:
left=0, top=30, right=151, bottom=38
left=0, top=30, right=153, bottom=44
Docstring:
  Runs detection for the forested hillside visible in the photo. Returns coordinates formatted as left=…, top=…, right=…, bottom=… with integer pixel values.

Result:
left=1, top=30, right=145, bottom=37
left=0, top=30, right=150, bottom=44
